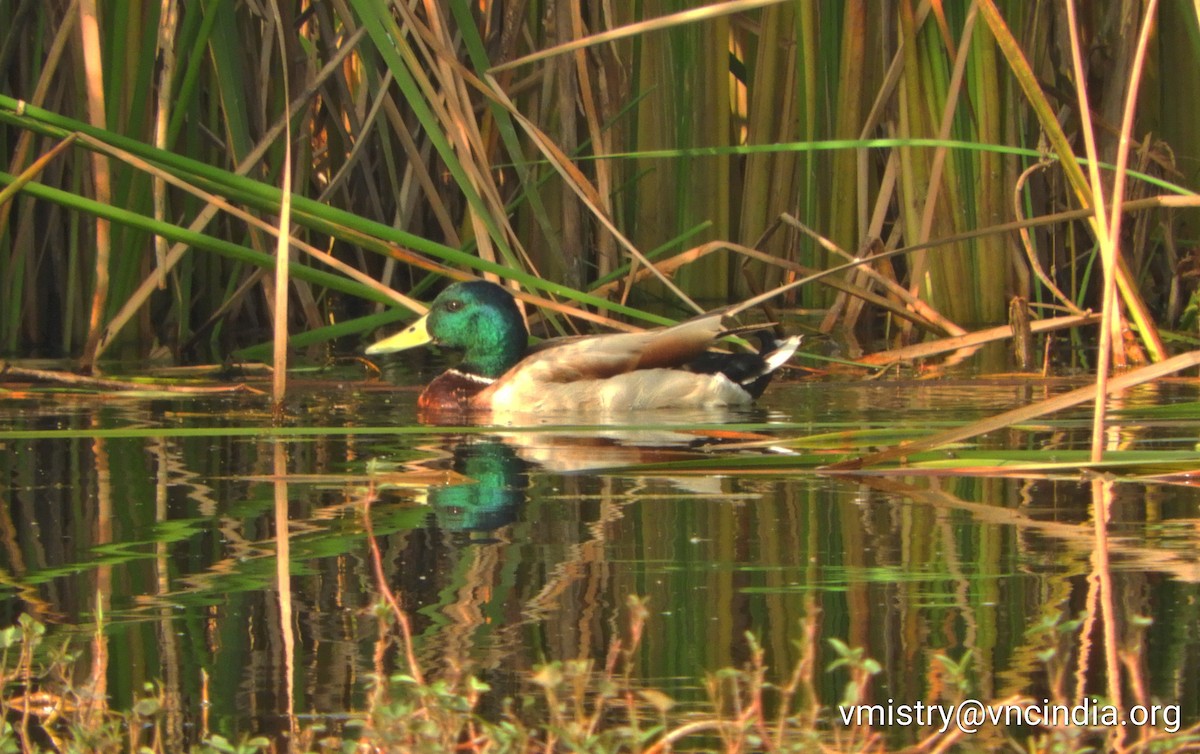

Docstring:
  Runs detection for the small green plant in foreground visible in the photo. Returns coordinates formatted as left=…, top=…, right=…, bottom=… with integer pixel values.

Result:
left=1, top=608, right=1197, bottom=753
left=0, top=614, right=271, bottom=754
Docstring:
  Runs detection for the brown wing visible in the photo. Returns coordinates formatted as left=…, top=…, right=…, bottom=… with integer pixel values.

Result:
left=632, top=312, right=727, bottom=370
left=474, top=312, right=727, bottom=404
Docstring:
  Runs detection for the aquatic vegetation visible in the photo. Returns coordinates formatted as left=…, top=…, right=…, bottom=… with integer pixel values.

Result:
left=2, top=7, right=1200, bottom=751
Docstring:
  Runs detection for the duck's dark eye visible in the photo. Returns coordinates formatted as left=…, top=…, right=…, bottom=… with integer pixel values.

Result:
left=444, top=299, right=464, bottom=313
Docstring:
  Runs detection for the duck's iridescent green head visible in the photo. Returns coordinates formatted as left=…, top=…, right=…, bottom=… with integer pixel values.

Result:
left=365, top=281, right=528, bottom=378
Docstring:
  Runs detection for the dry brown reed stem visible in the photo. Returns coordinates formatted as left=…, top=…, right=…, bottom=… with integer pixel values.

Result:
left=365, top=612, right=390, bottom=748
left=728, top=192, right=1200, bottom=326
left=730, top=241, right=947, bottom=332
left=485, top=75, right=705, bottom=315
left=777, top=214, right=964, bottom=336
left=361, top=483, right=424, bottom=687
left=827, top=349, right=1200, bottom=471
left=1072, top=3, right=1161, bottom=739
left=394, top=0, right=529, bottom=273
left=1064, top=1, right=1125, bottom=724
left=821, top=201, right=890, bottom=332
left=1084, top=0, right=1159, bottom=461
left=89, top=26, right=369, bottom=359
left=372, top=70, right=462, bottom=246
left=1068, top=0, right=1119, bottom=448
left=855, top=313, right=1100, bottom=366
left=120, top=136, right=418, bottom=310
left=0, top=0, right=77, bottom=241
left=488, top=0, right=792, bottom=74
left=0, top=134, right=78, bottom=208
left=568, top=1, right=617, bottom=280
left=271, top=439, right=298, bottom=737
left=380, top=246, right=642, bottom=333
left=0, top=361, right=264, bottom=393
left=591, top=238, right=943, bottom=334
left=83, top=431, right=112, bottom=733
left=78, top=0, right=111, bottom=369
left=324, top=6, right=693, bottom=308
left=643, top=720, right=751, bottom=754
left=270, top=0, right=293, bottom=409
left=152, top=0, right=179, bottom=290
left=1088, top=479, right=1123, bottom=752
left=71, top=133, right=427, bottom=350
left=977, top=0, right=1165, bottom=363
left=915, top=3, right=975, bottom=257
left=1012, top=160, right=1086, bottom=315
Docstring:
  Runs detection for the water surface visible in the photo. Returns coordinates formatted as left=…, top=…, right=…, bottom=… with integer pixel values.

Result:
left=1, top=373, right=1197, bottom=746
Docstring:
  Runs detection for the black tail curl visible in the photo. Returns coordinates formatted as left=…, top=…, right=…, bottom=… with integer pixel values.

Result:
left=684, top=332, right=802, bottom=400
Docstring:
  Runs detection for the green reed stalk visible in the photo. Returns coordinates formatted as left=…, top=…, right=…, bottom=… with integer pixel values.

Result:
left=1, top=2, right=1197, bottom=363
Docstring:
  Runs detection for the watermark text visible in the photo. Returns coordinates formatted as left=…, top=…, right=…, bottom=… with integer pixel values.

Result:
left=837, top=698, right=1180, bottom=735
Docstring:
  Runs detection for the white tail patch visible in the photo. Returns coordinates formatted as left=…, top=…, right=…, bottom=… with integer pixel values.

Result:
left=761, top=335, right=802, bottom=375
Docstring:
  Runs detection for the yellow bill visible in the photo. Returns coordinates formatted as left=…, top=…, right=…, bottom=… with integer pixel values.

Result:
left=365, top=312, right=433, bottom=354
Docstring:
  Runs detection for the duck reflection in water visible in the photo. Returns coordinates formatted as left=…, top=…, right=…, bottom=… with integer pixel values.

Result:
left=393, top=420, right=769, bottom=535
left=369, top=421, right=787, bottom=696
left=424, top=437, right=530, bottom=533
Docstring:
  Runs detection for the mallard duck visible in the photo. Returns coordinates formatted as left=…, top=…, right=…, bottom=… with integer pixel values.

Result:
left=365, top=280, right=800, bottom=414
